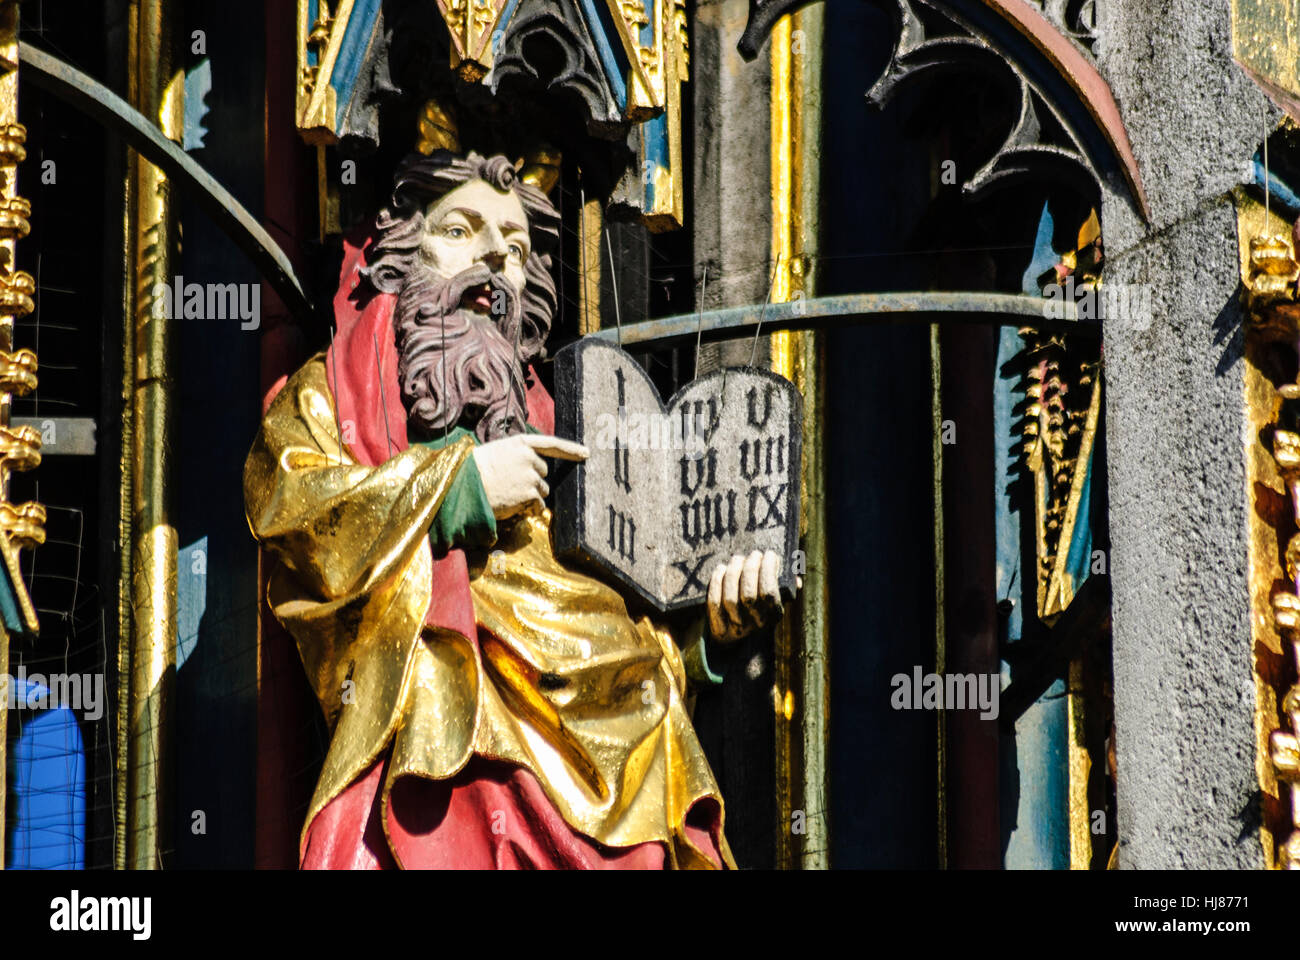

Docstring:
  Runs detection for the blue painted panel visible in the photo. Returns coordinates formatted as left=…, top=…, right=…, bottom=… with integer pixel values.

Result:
left=642, top=110, right=668, bottom=209
left=492, top=0, right=524, bottom=64
left=1064, top=454, right=1094, bottom=593
left=998, top=201, right=1070, bottom=869
left=6, top=679, right=86, bottom=869
left=183, top=58, right=212, bottom=152
left=637, top=0, right=657, bottom=53
left=580, top=0, right=629, bottom=111
left=330, top=0, right=384, bottom=129
left=1002, top=678, right=1069, bottom=868
left=1253, top=154, right=1300, bottom=214
left=306, top=0, right=320, bottom=67
left=177, top=535, right=208, bottom=670
left=1022, top=200, right=1061, bottom=293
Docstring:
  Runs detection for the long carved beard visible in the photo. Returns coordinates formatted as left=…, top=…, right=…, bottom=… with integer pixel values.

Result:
left=395, top=262, right=530, bottom=443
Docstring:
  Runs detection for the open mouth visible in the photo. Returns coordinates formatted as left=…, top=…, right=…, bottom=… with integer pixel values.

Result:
left=460, top=282, right=494, bottom=315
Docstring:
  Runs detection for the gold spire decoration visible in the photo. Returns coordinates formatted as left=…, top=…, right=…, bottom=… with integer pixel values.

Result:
left=0, top=0, right=43, bottom=872
left=439, top=0, right=512, bottom=82
left=1236, top=184, right=1300, bottom=868
left=1019, top=210, right=1103, bottom=621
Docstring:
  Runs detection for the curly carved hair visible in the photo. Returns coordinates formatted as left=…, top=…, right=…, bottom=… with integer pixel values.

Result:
left=361, top=151, right=561, bottom=367
left=358, top=152, right=562, bottom=442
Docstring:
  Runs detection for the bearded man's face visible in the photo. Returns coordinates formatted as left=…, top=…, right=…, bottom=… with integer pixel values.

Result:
left=393, top=175, right=541, bottom=443
left=419, top=179, right=532, bottom=309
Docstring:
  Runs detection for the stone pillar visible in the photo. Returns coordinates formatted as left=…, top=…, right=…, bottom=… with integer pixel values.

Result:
left=1097, top=0, right=1269, bottom=868
left=693, top=0, right=772, bottom=371
left=689, top=0, right=777, bottom=867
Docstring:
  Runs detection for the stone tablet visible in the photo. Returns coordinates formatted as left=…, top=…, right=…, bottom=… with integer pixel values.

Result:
left=552, top=338, right=802, bottom=613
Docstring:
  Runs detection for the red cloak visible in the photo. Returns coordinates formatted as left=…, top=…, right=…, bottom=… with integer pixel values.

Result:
left=286, top=231, right=725, bottom=869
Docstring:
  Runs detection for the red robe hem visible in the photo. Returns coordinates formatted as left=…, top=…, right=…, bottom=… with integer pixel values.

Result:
left=300, top=753, right=725, bottom=870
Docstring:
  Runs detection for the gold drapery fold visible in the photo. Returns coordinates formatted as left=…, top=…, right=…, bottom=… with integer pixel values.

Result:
left=245, top=356, right=732, bottom=867
left=245, top=355, right=472, bottom=839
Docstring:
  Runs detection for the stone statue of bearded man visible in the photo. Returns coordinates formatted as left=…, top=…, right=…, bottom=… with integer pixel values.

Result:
left=244, top=151, right=791, bottom=869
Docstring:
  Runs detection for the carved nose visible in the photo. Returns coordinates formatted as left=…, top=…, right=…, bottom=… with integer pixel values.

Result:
left=479, top=223, right=508, bottom=272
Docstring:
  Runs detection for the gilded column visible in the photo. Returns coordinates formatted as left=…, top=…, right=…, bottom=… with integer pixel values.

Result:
left=0, top=0, right=43, bottom=870
left=770, top=6, right=829, bottom=870
left=579, top=193, right=603, bottom=336
left=124, top=0, right=180, bottom=870
left=1235, top=185, right=1300, bottom=868
left=1233, top=0, right=1300, bottom=872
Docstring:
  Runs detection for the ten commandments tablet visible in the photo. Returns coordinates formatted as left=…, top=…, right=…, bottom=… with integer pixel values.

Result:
left=552, top=338, right=802, bottom=613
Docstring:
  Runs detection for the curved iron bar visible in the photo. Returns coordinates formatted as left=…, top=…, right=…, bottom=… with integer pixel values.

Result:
left=19, top=42, right=312, bottom=320
left=584, top=291, right=1087, bottom=350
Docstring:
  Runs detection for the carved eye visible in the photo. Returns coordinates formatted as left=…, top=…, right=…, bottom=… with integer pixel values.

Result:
left=444, top=225, right=469, bottom=240
left=508, top=242, right=525, bottom=260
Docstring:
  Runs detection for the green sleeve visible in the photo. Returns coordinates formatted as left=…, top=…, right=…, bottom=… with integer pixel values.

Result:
left=419, top=431, right=498, bottom=554
left=681, top=615, right=725, bottom=688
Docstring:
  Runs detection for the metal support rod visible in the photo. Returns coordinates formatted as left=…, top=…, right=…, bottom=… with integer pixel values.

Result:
left=18, top=41, right=311, bottom=320
left=586, top=290, right=1086, bottom=351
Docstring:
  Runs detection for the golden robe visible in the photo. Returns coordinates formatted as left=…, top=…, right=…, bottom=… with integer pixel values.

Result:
left=244, top=355, right=733, bottom=868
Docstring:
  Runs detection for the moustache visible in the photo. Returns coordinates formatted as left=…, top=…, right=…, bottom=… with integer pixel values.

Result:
left=419, top=262, right=522, bottom=332
left=395, top=261, right=531, bottom=443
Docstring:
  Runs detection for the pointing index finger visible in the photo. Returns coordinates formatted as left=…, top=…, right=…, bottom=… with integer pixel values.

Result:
left=522, top=434, right=590, bottom=461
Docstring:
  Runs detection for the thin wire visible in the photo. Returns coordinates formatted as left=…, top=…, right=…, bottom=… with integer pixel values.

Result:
left=558, top=165, right=565, bottom=336
left=509, top=294, right=524, bottom=431
left=33, top=252, right=41, bottom=417
left=748, top=254, right=783, bottom=369
left=1263, top=100, right=1274, bottom=236
left=694, top=265, right=708, bottom=379
left=706, top=255, right=784, bottom=425
left=440, top=309, right=449, bottom=447
left=1264, top=100, right=1271, bottom=233
left=605, top=224, right=623, bottom=349
left=371, top=331, right=394, bottom=458
left=580, top=180, right=590, bottom=336
left=329, top=325, right=344, bottom=465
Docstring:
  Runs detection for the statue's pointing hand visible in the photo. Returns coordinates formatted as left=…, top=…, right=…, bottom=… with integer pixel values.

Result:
left=707, top=549, right=799, bottom=643
left=473, top=433, right=589, bottom=519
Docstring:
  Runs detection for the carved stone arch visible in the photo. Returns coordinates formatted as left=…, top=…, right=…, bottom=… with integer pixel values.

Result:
left=868, top=1, right=1090, bottom=205
left=739, top=0, right=1148, bottom=220
left=490, top=0, right=624, bottom=135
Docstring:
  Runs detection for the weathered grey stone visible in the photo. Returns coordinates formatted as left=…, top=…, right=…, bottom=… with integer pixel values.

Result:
left=1097, top=0, right=1269, bottom=868
left=693, top=0, right=774, bottom=372
left=553, top=338, right=801, bottom=611
left=1097, top=0, right=1277, bottom=252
